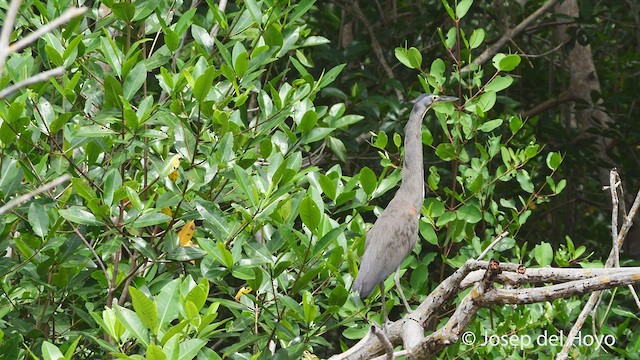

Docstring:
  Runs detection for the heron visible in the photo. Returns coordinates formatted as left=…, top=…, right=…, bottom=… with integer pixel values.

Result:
left=353, top=93, right=458, bottom=323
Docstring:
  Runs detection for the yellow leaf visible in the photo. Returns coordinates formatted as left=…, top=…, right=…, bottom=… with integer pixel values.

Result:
left=178, top=220, right=196, bottom=246
left=170, top=154, right=182, bottom=172
left=303, top=350, right=319, bottom=360
left=234, top=286, right=252, bottom=302
left=161, top=207, right=173, bottom=218
left=168, top=170, right=179, bottom=182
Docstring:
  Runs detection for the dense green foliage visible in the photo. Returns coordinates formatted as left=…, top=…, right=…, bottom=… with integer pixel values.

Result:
left=1, top=0, right=639, bottom=359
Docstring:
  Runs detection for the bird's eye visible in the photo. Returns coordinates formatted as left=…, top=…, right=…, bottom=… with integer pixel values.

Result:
left=433, top=95, right=439, bottom=100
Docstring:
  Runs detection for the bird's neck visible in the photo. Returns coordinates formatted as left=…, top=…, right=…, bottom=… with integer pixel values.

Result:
left=397, top=106, right=426, bottom=208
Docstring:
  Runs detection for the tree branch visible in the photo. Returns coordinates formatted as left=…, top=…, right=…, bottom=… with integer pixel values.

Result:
left=460, top=0, right=562, bottom=73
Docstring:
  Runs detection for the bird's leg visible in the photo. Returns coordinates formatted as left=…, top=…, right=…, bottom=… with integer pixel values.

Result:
left=379, top=282, right=389, bottom=329
left=394, top=269, right=412, bottom=313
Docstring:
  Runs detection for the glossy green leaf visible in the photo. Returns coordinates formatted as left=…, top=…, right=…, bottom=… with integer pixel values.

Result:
left=59, top=206, right=102, bottom=226
left=484, top=75, right=513, bottom=92
left=28, top=203, right=49, bottom=238
left=457, top=203, right=482, bottom=223
left=193, top=67, right=216, bottom=103
left=546, top=152, right=563, bottom=171
left=455, top=0, right=473, bottom=19
left=534, top=242, right=554, bottom=267
left=469, top=29, right=484, bottom=49
left=123, top=63, right=146, bottom=100
left=41, top=341, right=64, bottom=360
left=131, top=212, right=172, bottom=227
left=129, top=287, right=159, bottom=334
left=516, top=170, right=534, bottom=193
left=114, top=304, right=150, bottom=347
left=359, top=166, right=377, bottom=196
left=300, top=195, right=321, bottom=231
left=478, top=119, right=503, bottom=132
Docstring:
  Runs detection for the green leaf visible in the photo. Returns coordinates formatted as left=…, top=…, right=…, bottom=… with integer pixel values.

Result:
left=146, top=343, right=166, bottom=360
left=555, top=179, right=567, bottom=194
left=133, top=0, right=161, bottom=21
left=359, top=166, right=377, bottom=196
left=546, top=152, right=563, bottom=171
left=478, top=119, right=503, bottom=132
left=28, top=203, right=49, bottom=238
left=123, top=63, right=146, bottom=100
left=59, top=206, right=103, bottom=226
left=301, top=127, right=335, bottom=144
left=484, top=75, right=513, bottom=92
left=233, top=164, right=257, bottom=208
left=193, top=66, right=216, bottom=103
left=110, top=2, right=135, bottom=22
left=114, top=305, right=150, bottom=347
left=299, top=195, right=321, bottom=232
left=157, top=279, right=180, bottom=327
left=469, top=29, right=484, bottom=49
left=302, top=291, right=318, bottom=325
left=509, top=116, right=523, bottom=134
left=477, top=91, right=497, bottom=112
left=192, top=25, right=214, bottom=53
left=41, top=341, right=64, bottom=360
left=132, top=212, right=172, bottom=227
left=327, top=136, right=347, bottom=163
left=298, top=110, right=318, bottom=135
left=435, top=143, right=456, bottom=160
left=215, top=241, right=234, bottom=268
left=455, top=0, right=473, bottom=19
left=76, top=125, right=118, bottom=137
left=493, top=53, right=521, bottom=71
left=186, top=280, right=208, bottom=311
left=129, top=287, right=159, bottom=334
left=534, top=242, right=554, bottom=267
left=374, top=131, right=388, bottom=149
left=289, top=0, right=316, bottom=23
left=441, top=0, right=455, bottom=20
left=318, top=64, right=345, bottom=89
left=245, top=0, right=262, bottom=25
left=232, top=42, right=249, bottom=77
left=318, top=174, right=337, bottom=200
left=516, top=170, right=534, bottom=193
left=457, top=203, right=482, bottom=223
left=103, top=167, right=122, bottom=207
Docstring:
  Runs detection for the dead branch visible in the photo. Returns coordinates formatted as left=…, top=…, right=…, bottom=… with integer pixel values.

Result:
left=332, top=172, right=640, bottom=359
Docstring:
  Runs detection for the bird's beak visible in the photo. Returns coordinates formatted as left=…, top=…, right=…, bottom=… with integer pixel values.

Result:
left=436, top=95, right=458, bottom=102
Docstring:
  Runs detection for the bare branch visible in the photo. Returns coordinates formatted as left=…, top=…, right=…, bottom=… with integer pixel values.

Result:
left=9, top=7, right=87, bottom=54
left=0, top=0, right=23, bottom=73
left=476, top=231, right=509, bottom=260
left=0, top=174, right=71, bottom=215
left=0, top=66, right=65, bottom=99
left=460, top=0, right=562, bottom=73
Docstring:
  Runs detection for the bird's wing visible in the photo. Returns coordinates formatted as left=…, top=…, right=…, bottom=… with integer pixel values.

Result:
left=353, top=197, right=420, bottom=298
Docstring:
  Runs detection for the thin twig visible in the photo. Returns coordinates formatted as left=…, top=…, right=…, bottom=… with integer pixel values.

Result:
left=558, top=172, right=640, bottom=360
left=0, top=174, right=71, bottom=215
left=460, top=0, right=562, bottom=73
left=0, top=0, right=23, bottom=72
left=476, top=231, right=509, bottom=260
left=0, top=66, right=65, bottom=99
left=8, top=7, right=87, bottom=54
left=609, top=169, right=620, bottom=267
left=209, top=0, right=228, bottom=37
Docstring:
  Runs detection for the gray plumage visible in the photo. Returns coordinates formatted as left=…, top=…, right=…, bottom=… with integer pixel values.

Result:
left=353, top=94, right=458, bottom=299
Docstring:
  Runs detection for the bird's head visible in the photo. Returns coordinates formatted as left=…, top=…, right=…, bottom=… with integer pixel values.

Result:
left=414, top=93, right=458, bottom=108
